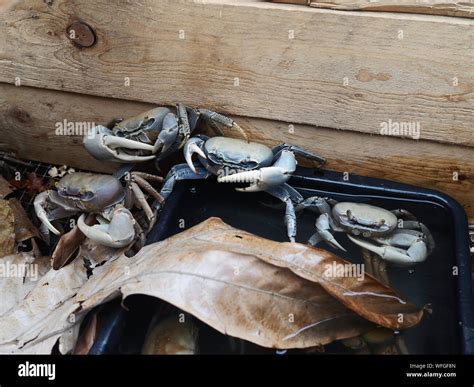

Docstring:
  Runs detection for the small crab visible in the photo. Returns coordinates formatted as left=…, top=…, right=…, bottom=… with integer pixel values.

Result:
left=309, top=202, right=435, bottom=265
left=34, top=171, right=163, bottom=248
left=83, top=104, right=247, bottom=163
left=159, top=135, right=327, bottom=241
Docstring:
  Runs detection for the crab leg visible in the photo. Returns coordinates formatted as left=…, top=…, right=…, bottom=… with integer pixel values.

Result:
left=272, top=144, right=326, bottom=166
left=77, top=208, right=135, bottom=248
left=161, top=164, right=211, bottom=201
left=132, top=171, right=164, bottom=183
left=295, top=196, right=333, bottom=214
left=265, top=184, right=302, bottom=242
left=131, top=219, right=147, bottom=254
left=280, top=183, right=305, bottom=203
left=259, top=184, right=306, bottom=211
left=197, top=109, right=249, bottom=142
left=176, top=103, right=192, bottom=147
left=131, top=173, right=165, bottom=204
left=419, top=223, right=436, bottom=253
left=285, top=199, right=297, bottom=243
left=130, top=182, right=156, bottom=230
left=308, top=213, right=347, bottom=251
left=362, top=249, right=390, bottom=287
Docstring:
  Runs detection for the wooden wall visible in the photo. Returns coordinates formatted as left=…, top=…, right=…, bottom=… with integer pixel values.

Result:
left=0, top=0, right=472, bottom=219
left=272, top=0, right=474, bottom=18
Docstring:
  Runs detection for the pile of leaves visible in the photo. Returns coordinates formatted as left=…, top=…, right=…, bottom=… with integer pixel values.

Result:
left=0, top=215, right=424, bottom=354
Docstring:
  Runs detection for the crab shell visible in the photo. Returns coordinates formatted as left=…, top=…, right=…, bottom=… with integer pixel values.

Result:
left=203, top=137, right=274, bottom=170
left=54, top=172, right=126, bottom=213
left=332, top=202, right=398, bottom=237
left=110, top=107, right=171, bottom=145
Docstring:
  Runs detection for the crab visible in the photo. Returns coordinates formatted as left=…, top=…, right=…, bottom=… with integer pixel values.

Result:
left=159, top=135, right=328, bottom=242
left=309, top=202, right=435, bottom=265
left=34, top=171, right=163, bottom=248
left=83, top=104, right=248, bottom=163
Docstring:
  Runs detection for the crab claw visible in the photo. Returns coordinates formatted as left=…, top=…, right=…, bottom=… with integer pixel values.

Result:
left=34, top=191, right=61, bottom=235
left=184, top=138, right=207, bottom=174
left=77, top=208, right=136, bottom=248
left=310, top=213, right=347, bottom=251
left=217, top=168, right=286, bottom=192
left=84, top=125, right=156, bottom=163
left=347, top=234, right=428, bottom=266
left=218, top=150, right=296, bottom=192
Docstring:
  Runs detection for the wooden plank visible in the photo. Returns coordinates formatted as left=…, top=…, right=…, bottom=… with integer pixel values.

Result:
left=0, top=85, right=118, bottom=173
left=0, top=0, right=20, bottom=13
left=0, top=84, right=472, bottom=220
left=0, top=0, right=472, bottom=146
left=272, top=0, right=474, bottom=18
left=310, top=1, right=474, bottom=19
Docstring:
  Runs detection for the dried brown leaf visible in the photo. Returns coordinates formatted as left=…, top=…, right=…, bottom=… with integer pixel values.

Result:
left=0, top=199, right=15, bottom=258
left=8, top=172, right=50, bottom=197
left=8, top=198, right=42, bottom=244
left=0, top=176, right=14, bottom=199
left=0, top=241, right=122, bottom=354
left=52, top=215, right=96, bottom=270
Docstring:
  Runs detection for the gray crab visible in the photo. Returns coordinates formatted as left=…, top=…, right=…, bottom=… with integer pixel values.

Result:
left=83, top=105, right=247, bottom=163
left=34, top=171, right=163, bottom=248
left=159, top=135, right=328, bottom=241
left=309, top=202, right=435, bottom=265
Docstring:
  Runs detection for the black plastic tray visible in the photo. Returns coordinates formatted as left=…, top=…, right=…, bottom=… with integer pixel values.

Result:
left=89, top=167, right=474, bottom=355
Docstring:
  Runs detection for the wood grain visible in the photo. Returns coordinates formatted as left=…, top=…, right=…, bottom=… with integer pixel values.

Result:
left=0, top=85, right=118, bottom=173
left=0, top=84, right=472, bottom=219
left=0, top=0, right=472, bottom=145
left=272, top=0, right=474, bottom=18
